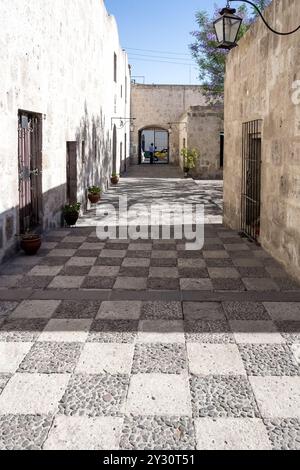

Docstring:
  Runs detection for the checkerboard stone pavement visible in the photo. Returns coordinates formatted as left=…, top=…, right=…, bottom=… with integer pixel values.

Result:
left=0, top=169, right=300, bottom=450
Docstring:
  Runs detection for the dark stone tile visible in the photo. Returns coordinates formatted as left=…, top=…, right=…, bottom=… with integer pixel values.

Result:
left=119, top=267, right=149, bottom=278
left=212, top=279, right=246, bottom=291
left=151, top=259, right=177, bottom=267
left=176, top=251, right=203, bottom=259
left=59, top=266, right=91, bottom=276
left=38, top=257, right=70, bottom=266
left=222, top=302, right=270, bottom=320
left=126, top=251, right=151, bottom=259
left=237, top=267, right=270, bottom=278
left=75, top=250, right=102, bottom=258
left=88, top=320, right=138, bottom=343
left=178, top=268, right=209, bottom=279
left=54, top=300, right=101, bottom=319
left=82, top=277, right=115, bottom=290
left=95, top=258, right=123, bottom=266
left=148, top=278, right=180, bottom=291
left=275, top=278, right=300, bottom=292
left=16, top=276, right=53, bottom=289
left=205, top=259, right=234, bottom=267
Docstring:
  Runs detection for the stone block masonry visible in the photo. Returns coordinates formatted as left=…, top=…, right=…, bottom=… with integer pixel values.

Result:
left=224, top=0, right=300, bottom=282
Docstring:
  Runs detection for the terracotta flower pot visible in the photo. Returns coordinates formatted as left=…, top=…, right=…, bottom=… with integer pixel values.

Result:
left=111, top=176, right=119, bottom=185
left=88, top=193, right=101, bottom=204
left=20, top=236, right=42, bottom=256
left=64, top=212, right=79, bottom=226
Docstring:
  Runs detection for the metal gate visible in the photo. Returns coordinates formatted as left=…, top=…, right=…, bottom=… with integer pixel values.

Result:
left=18, top=112, right=43, bottom=234
left=241, top=120, right=262, bottom=242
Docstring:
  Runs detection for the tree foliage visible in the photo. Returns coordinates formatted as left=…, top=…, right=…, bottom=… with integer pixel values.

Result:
left=190, top=1, right=272, bottom=96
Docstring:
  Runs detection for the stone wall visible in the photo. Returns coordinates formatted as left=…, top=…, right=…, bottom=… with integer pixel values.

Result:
left=179, top=106, right=224, bottom=179
left=224, top=0, right=300, bottom=281
left=0, top=0, right=130, bottom=262
left=130, top=84, right=208, bottom=165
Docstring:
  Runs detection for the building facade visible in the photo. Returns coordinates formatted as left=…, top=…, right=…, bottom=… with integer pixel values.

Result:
left=130, top=84, right=223, bottom=172
left=0, top=0, right=130, bottom=262
left=179, top=105, right=224, bottom=179
left=223, top=0, right=300, bottom=281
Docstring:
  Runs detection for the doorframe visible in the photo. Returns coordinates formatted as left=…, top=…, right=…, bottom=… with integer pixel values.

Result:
left=18, top=109, right=43, bottom=234
left=240, top=119, right=263, bottom=243
left=138, top=127, right=170, bottom=165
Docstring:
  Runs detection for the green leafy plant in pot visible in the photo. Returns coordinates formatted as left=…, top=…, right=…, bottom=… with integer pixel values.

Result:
left=63, top=203, right=81, bottom=226
left=88, top=186, right=102, bottom=204
left=111, top=173, right=119, bottom=185
left=181, top=148, right=200, bottom=177
left=20, top=231, right=42, bottom=256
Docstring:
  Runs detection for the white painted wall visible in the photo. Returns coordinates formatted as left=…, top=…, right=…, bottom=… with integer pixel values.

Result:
left=0, top=0, right=130, bottom=261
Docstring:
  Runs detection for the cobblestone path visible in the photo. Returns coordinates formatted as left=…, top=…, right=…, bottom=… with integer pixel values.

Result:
left=0, top=165, right=299, bottom=450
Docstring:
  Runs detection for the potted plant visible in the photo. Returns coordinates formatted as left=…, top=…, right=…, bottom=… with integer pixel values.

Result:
left=20, top=231, right=42, bottom=256
left=63, top=203, right=81, bottom=226
left=88, top=186, right=102, bottom=204
left=181, top=148, right=200, bottom=177
left=111, top=173, right=119, bottom=185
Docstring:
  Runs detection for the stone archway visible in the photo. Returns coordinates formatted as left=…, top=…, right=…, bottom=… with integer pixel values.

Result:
left=138, top=126, right=169, bottom=165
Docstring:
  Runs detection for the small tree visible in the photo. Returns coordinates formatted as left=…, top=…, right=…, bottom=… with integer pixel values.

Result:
left=181, top=148, right=200, bottom=173
left=190, top=1, right=272, bottom=97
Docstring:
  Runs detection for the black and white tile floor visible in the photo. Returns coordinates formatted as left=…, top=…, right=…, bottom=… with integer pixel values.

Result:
left=0, top=166, right=299, bottom=450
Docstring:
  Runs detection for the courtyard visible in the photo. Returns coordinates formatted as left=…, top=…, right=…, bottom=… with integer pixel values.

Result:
left=0, top=166, right=299, bottom=450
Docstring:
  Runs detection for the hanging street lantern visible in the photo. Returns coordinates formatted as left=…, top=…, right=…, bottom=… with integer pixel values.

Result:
left=214, top=1, right=300, bottom=50
left=213, top=6, right=243, bottom=50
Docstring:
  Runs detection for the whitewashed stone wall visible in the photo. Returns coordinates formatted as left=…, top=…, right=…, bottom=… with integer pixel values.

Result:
left=0, top=0, right=130, bottom=262
left=224, top=0, right=300, bottom=281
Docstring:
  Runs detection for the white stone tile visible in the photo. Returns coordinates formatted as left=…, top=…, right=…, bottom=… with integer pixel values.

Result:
left=0, top=343, right=33, bottom=373
left=89, top=266, right=120, bottom=277
left=263, top=303, right=300, bottom=321
left=122, top=258, right=150, bottom=267
left=38, top=319, right=92, bottom=343
left=66, top=257, right=96, bottom=267
left=230, top=320, right=285, bottom=344
left=100, top=250, right=127, bottom=258
left=47, top=249, right=76, bottom=257
left=203, top=251, right=229, bottom=259
left=114, top=277, right=147, bottom=290
left=48, top=276, right=84, bottom=289
left=195, top=418, right=272, bottom=450
left=180, top=279, right=213, bottom=291
left=0, top=276, right=22, bottom=288
left=76, top=343, right=134, bottom=374
left=27, top=266, right=63, bottom=277
left=151, top=251, right=177, bottom=259
left=137, top=320, right=185, bottom=344
left=79, top=243, right=105, bottom=250
left=249, top=376, right=300, bottom=418
left=126, top=374, right=192, bottom=416
left=0, top=373, right=69, bottom=414
left=44, top=416, right=123, bottom=450
left=187, top=344, right=246, bottom=376
left=62, top=236, right=87, bottom=243
left=183, top=302, right=225, bottom=321
left=291, top=344, right=300, bottom=365
left=10, top=300, right=61, bottom=319
left=128, top=244, right=152, bottom=251
left=97, top=301, right=142, bottom=320
left=149, top=267, right=179, bottom=278
left=178, top=259, right=206, bottom=268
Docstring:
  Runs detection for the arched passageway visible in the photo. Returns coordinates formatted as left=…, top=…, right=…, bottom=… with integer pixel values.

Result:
left=138, top=127, right=169, bottom=165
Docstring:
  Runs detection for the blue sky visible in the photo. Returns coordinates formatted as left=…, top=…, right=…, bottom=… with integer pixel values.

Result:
left=104, top=0, right=219, bottom=85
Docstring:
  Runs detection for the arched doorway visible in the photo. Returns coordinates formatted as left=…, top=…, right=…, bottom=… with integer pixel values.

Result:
left=138, top=127, right=169, bottom=165
left=112, top=124, right=117, bottom=173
